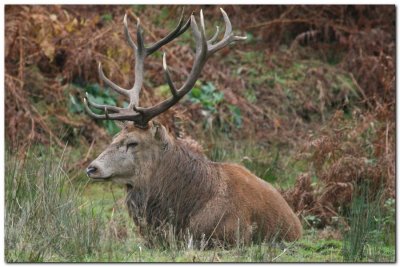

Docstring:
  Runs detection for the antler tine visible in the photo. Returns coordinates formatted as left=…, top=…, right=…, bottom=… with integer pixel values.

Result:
left=128, top=18, right=146, bottom=108
left=98, top=63, right=130, bottom=97
left=192, top=13, right=207, bottom=56
left=124, top=14, right=136, bottom=50
left=84, top=96, right=144, bottom=121
left=146, top=9, right=191, bottom=56
left=83, top=98, right=108, bottom=119
left=208, top=26, right=220, bottom=44
left=221, top=8, right=232, bottom=39
left=136, top=19, right=145, bottom=56
left=206, top=8, right=247, bottom=55
left=85, top=93, right=124, bottom=113
left=162, top=53, right=178, bottom=97
left=200, top=9, right=206, bottom=35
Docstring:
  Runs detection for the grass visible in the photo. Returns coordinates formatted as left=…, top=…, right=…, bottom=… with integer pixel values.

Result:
left=342, top=183, right=396, bottom=262
left=4, top=143, right=395, bottom=262
left=5, top=146, right=103, bottom=262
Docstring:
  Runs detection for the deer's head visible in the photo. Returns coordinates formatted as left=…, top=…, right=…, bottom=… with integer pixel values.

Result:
left=84, top=9, right=245, bottom=184
left=86, top=121, right=172, bottom=185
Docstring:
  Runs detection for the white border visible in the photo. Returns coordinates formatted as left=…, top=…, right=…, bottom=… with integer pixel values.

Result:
left=1, top=2, right=398, bottom=267
left=2, top=0, right=399, bottom=4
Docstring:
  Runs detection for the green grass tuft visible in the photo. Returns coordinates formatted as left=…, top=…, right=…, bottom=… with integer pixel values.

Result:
left=341, top=183, right=395, bottom=262
left=5, top=146, right=103, bottom=262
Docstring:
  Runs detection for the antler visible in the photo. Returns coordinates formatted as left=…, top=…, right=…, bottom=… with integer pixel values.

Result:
left=84, top=8, right=246, bottom=128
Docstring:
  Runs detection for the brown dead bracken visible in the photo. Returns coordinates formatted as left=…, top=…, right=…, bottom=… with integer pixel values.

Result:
left=84, top=9, right=302, bottom=247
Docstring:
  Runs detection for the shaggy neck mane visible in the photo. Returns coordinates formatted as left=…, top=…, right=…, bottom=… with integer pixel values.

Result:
left=126, top=139, right=219, bottom=232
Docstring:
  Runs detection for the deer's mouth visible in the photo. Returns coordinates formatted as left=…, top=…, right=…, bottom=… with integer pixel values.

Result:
left=89, top=175, right=112, bottom=181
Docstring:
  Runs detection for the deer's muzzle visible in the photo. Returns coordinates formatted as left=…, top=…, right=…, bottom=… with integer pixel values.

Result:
left=86, top=166, right=98, bottom=176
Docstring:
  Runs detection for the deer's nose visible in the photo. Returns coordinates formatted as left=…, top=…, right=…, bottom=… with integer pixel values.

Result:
left=86, top=166, right=98, bottom=176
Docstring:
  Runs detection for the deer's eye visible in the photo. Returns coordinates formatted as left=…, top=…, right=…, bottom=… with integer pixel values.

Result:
left=126, top=142, right=138, bottom=150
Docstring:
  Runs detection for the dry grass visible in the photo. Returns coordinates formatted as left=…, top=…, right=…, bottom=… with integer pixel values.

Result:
left=283, top=109, right=395, bottom=227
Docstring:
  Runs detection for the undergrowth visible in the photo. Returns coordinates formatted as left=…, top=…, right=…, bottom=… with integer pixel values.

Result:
left=5, top=143, right=395, bottom=262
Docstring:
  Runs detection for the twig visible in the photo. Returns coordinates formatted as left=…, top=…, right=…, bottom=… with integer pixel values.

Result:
left=271, top=247, right=288, bottom=262
left=272, top=241, right=296, bottom=262
left=246, top=17, right=357, bottom=34
left=385, top=122, right=389, bottom=157
left=202, top=210, right=226, bottom=250
left=385, top=121, right=391, bottom=180
left=246, top=18, right=315, bottom=30
left=18, top=23, right=25, bottom=85
left=77, top=26, right=113, bottom=50
left=349, top=73, right=374, bottom=110
left=84, top=139, right=95, bottom=162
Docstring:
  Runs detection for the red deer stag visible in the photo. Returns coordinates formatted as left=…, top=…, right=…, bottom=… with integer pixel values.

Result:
left=84, top=9, right=302, bottom=247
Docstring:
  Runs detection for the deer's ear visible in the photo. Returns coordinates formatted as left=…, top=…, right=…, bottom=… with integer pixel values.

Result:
left=150, top=121, right=163, bottom=141
left=150, top=121, right=169, bottom=145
